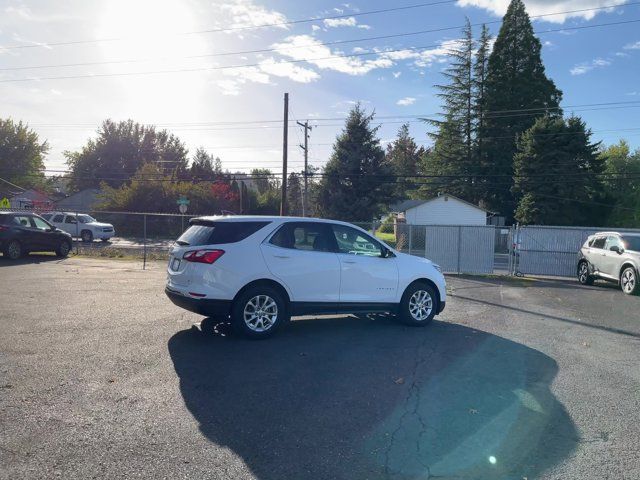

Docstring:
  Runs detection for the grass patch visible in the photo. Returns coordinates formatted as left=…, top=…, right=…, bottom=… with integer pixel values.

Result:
left=375, top=231, right=396, bottom=247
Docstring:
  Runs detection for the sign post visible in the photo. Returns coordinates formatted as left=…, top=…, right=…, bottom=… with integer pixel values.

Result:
left=177, top=196, right=190, bottom=232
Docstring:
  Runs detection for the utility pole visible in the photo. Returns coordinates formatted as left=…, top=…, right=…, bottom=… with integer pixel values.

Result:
left=280, top=92, right=289, bottom=216
left=297, top=120, right=312, bottom=216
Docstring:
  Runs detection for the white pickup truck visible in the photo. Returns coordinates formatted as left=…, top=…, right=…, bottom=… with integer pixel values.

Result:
left=41, top=212, right=115, bottom=242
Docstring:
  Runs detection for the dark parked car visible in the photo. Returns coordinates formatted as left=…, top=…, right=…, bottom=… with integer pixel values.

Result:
left=0, top=212, right=73, bottom=260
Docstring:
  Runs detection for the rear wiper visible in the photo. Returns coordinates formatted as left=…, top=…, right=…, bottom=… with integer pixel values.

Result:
left=175, top=240, right=190, bottom=246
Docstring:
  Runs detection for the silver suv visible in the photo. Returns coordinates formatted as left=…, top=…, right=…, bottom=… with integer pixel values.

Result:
left=577, top=232, right=640, bottom=295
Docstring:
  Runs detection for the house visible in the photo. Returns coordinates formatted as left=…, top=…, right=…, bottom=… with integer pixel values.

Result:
left=55, top=188, right=103, bottom=212
left=9, top=189, right=54, bottom=210
left=390, top=194, right=489, bottom=226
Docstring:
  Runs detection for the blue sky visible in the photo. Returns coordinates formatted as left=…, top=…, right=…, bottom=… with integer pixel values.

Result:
left=1, top=0, right=639, bottom=176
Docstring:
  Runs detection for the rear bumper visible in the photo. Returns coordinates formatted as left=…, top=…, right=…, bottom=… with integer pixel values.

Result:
left=165, top=287, right=231, bottom=317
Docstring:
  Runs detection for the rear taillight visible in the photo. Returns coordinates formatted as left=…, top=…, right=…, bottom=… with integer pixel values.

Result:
left=183, top=249, right=225, bottom=264
left=0, top=225, right=8, bottom=231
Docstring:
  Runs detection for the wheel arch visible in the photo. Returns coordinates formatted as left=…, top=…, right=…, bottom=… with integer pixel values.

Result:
left=619, top=261, right=638, bottom=279
left=402, top=278, right=442, bottom=307
left=233, top=278, right=291, bottom=306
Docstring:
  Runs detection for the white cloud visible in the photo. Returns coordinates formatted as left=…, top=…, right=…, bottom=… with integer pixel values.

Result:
left=311, top=24, right=321, bottom=32
left=272, top=35, right=393, bottom=75
left=323, top=17, right=356, bottom=27
left=323, top=16, right=370, bottom=29
left=393, top=71, right=402, bottom=78
left=455, top=0, right=627, bottom=24
left=379, top=39, right=464, bottom=67
left=50, top=89, right=62, bottom=96
left=259, top=58, right=319, bottom=83
left=216, top=0, right=288, bottom=30
left=570, top=57, right=611, bottom=75
left=624, top=40, right=640, bottom=50
left=4, top=5, right=76, bottom=23
left=397, top=97, right=416, bottom=106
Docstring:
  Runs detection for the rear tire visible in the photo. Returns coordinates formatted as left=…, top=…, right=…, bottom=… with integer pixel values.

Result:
left=620, top=267, right=638, bottom=295
left=231, top=285, right=289, bottom=339
left=56, top=240, right=72, bottom=257
left=81, top=230, right=93, bottom=243
left=577, top=261, right=594, bottom=286
left=399, top=282, right=438, bottom=326
left=4, top=240, right=21, bottom=260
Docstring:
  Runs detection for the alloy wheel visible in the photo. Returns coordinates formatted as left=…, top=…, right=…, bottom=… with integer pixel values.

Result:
left=243, top=295, right=278, bottom=332
left=578, top=263, right=588, bottom=283
left=622, top=269, right=636, bottom=294
left=60, top=242, right=70, bottom=255
left=7, top=241, right=21, bottom=260
left=409, top=289, right=433, bottom=321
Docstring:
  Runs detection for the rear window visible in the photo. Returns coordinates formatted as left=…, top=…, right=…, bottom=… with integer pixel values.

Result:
left=0, top=214, right=12, bottom=225
left=176, top=221, right=270, bottom=246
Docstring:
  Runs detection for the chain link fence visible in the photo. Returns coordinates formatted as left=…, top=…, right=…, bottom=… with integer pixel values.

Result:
left=3, top=207, right=637, bottom=278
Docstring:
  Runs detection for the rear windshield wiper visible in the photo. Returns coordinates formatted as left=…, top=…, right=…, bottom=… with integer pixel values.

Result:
left=175, top=240, right=190, bottom=246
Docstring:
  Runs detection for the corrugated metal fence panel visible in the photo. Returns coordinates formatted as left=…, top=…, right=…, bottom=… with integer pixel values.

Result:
left=516, top=226, right=640, bottom=277
left=424, top=226, right=460, bottom=272
left=517, top=226, right=596, bottom=276
left=460, top=226, right=495, bottom=274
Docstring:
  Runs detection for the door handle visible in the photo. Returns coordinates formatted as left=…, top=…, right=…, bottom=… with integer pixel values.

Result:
left=343, top=260, right=357, bottom=264
left=274, top=255, right=290, bottom=259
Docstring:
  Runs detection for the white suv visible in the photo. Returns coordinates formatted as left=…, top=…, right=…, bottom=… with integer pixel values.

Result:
left=41, top=212, right=115, bottom=242
left=165, top=216, right=446, bottom=338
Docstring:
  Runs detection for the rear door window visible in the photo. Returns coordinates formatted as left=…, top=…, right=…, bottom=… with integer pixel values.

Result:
left=13, top=216, right=33, bottom=227
left=269, top=222, right=336, bottom=252
left=176, top=221, right=270, bottom=246
left=52, top=214, right=64, bottom=223
left=592, top=237, right=606, bottom=249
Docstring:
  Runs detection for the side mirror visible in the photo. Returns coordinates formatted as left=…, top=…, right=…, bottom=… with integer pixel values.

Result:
left=610, top=245, right=623, bottom=254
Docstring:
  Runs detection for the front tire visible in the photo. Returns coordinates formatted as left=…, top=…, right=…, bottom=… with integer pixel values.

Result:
left=577, top=261, right=594, bottom=286
left=231, top=286, right=289, bottom=339
left=4, top=240, right=21, bottom=260
left=56, top=240, right=72, bottom=257
left=81, top=230, right=93, bottom=243
left=620, top=267, right=638, bottom=295
left=399, top=282, right=438, bottom=326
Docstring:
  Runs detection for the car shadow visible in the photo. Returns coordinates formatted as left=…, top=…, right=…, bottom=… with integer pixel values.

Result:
left=0, top=253, right=66, bottom=266
left=168, top=316, right=578, bottom=480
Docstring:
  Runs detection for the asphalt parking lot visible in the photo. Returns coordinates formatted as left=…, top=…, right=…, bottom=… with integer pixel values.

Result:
left=1, top=257, right=639, bottom=480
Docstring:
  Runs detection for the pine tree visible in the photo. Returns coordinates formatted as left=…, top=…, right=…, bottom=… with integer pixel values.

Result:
left=385, top=124, right=425, bottom=199
left=287, top=172, right=303, bottom=216
left=473, top=24, right=491, bottom=169
left=423, top=18, right=476, bottom=202
left=481, top=0, right=562, bottom=218
left=316, top=104, right=394, bottom=221
left=513, top=115, right=603, bottom=225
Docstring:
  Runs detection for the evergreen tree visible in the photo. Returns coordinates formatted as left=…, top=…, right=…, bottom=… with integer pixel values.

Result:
left=473, top=24, right=491, bottom=168
left=316, top=104, right=393, bottom=221
left=287, top=172, right=303, bottom=216
left=422, top=19, right=477, bottom=202
left=190, top=148, right=222, bottom=180
left=0, top=118, right=48, bottom=190
left=600, top=141, right=640, bottom=227
left=513, top=116, right=603, bottom=225
left=385, top=124, right=425, bottom=199
left=481, top=0, right=562, bottom=218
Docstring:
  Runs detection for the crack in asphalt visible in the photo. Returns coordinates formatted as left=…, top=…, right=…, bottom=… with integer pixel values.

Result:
left=383, top=329, right=439, bottom=479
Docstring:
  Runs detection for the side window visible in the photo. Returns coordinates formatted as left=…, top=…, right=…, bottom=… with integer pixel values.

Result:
left=40, top=213, right=52, bottom=221
left=13, top=216, right=33, bottom=227
left=52, top=214, right=64, bottom=223
left=65, top=216, right=77, bottom=224
left=32, top=217, right=51, bottom=230
left=331, top=224, right=383, bottom=257
left=270, top=222, right=335, bottom=252
left=592, top=237, right=606, bottom=249
left=605, top=236, right=622, bottom=251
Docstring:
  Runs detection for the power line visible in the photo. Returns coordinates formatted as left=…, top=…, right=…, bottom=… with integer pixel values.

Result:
left=2, top=16, right=639, bottom=82
left=0, top=0, right=460, bottom=51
